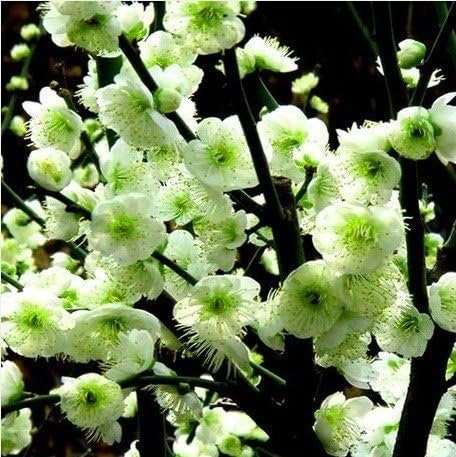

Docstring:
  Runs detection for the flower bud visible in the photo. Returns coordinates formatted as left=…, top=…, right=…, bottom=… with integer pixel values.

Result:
left=27, top=147, right=72, bottom=191
left=310, top=95, right=329, bottom=114
left=397, top=39, right=426, bottom=69
left=292, top=72, right=319, bottom=95
left=219, top=435, right=243, bottom=457
left=1, top=361, right=24, bottom=406
left=73, top=163, right=99, bottom=188
left=9, top=115, right=27, bottom=137
left=20, top=23, right=41, bottom=42
left=83, top=118, right=103, bottom=142
left=6, top=76, right=29, bottom=92
left=153, top=87, right=182, bottom=113
left=389, top=106, right=436, bottom=160
left=116, top=3, right=155, bottom=42
left=240, top=0, right=257, bottom=15
left=10, top=43, right=31, bottom=62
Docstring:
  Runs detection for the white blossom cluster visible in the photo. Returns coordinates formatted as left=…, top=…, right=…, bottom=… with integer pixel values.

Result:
left=1, top=2, right=455, bottom=457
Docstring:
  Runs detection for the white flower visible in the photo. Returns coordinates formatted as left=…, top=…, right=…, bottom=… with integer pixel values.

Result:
left=42, top=196, right=80, bottom=241
left=352, top=404, right=401, bottom=457
left=337, top=121, right=391, bottom=153
left=163, top=0, right=245, bottom=55
left=139, top=31, right=197, bottom=69
left=115, top=2, right=155, bottom=42
left=370, top=352, right=410, bottom=404
left=96, top=76, right=180, bottom=150
left=184, top=116, right=258, bottom=191
left=312, top=202, right=404, bottom=274
left=331, top=149, right=401, bottom=206
left=100, top=139, right=160, bottom=200
left=173, top=433, right=218, bottom=457
left=307, top=159, right=341, bottom=212
left=2, top=200, right=46, bottom=248
left=389, top=106, right=436, bottom=160
left=429, top=92, right=456, bottom=165
left=278, top=260, right=343, bottom=338
left=1, top=409, right=32, bottom=456
left=334, top=261, right=405, bottom=318
left=1, top=289, right=74, bottom=357
left=193, top=210, right=248, bottom=271
left=258, top=105, right=329, bottom=180
left=27, top=147, right=72, bottom=191
left=59, top=373, right=124, bottom=444
left=243, top=35, right=298, bottom=73
left=66, top=304, right=161, bottom=362
left=314, top=392, right=373, bottom=457
left=150, top=362, right=203, bottom=422
left=76, top=57, right=99, bottom=113
left=429, top=272, right=456, bottom=333
left=103, top=329, right=156, bottom=382
left=374, top=295, right=435, bottom=358
left=426, top=435, right=456, bottom=457
left=396, top=39, right=426, bottom=69
left=23, top=87, right=83, bottom=158
left=89, top=193, right=166, bottom=265
left=42, top=0, right=121, bottom=56
left=163, top=229, right=216, bottom=300
left=174, top=275, right=259, bottom=371
left=150, top=63, right=203, bottom=100
left=174, top=275, right=259, bottom=340
left=1, top=361, right=24, bottom=407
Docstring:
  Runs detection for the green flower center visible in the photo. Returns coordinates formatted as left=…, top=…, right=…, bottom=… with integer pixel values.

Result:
left=172, top=193, right=193, bottom=216
left=98, top=317, right=127, bottom=340
left=273, top=130, right=307, bottom=154
left=16, top=303, right=52, bottom=331
left=341, top=216, right=378, bottom=250
left=302, top=288, right=323, bottom=306
left=439, top=286, right=455, bottom=311
left=41, top=160, right=63, bottom=183
left=397, top=311, right=420, bottom=333
left=208, top=143, right=238, bottom=168
left=221, top=220, right=240, bottom=244
left=43, top=110, right=76, bottom=142
left=107, top=214, right=137, bottom=241
left=189, top=3, right=227, bottom=29
left=356, top=157, right=385, bottom=180
left=202, top=292, right=236, bottom=317
left=402, top=118, right=434, bottom=144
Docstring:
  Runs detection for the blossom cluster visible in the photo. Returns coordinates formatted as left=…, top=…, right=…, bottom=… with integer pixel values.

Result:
left=1, top=1, right=455, bottom=457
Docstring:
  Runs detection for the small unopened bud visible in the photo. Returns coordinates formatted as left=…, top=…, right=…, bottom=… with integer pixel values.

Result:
left=20, top=23, right=41, bottom=42
left=240, top=0, right=257, bottom=15
left=6, top=76, right=29, bottom=92
left=9, top=116, right=27, bottom=137
left=310, top=95, right=329, bottom=114
left=10, top=43, right=31, bottom=62
left=292, top=72, right=319, bottom=95
left=397, top=39, right=426, bottom=69
left=83, top=118, right=103, bottom=141
left=153, top=87, right=182, bottom=113
left=219, top=435, right=243, bottom=457
left=27, top=147, right=72, bottom=191
left=73, top=163, right=99, bottom=188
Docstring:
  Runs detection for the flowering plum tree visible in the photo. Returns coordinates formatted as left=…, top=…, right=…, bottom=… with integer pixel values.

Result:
left=1, top=2, right=455, bottom=457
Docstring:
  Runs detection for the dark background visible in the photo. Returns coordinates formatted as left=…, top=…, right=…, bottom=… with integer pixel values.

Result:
left=1, top=2, right=455, bottom=456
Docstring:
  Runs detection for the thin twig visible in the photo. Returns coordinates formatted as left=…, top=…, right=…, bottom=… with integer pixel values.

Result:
left=1, top=272, right=24, bottom=291
left=152, top=251, right=198, bottom=286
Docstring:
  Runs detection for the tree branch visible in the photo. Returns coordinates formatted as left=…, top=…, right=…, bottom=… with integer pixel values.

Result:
left=224, top=48, right=324, bottom=457
left=373, top=4, right=456, bottom=456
